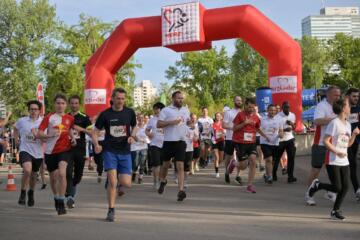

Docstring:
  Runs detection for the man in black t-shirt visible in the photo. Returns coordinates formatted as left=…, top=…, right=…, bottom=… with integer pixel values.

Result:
left=346, top=88, right=360, bottom=201
left=66, top=95, right=92, bottom=209
left=92, top=88, right=137, bottom=222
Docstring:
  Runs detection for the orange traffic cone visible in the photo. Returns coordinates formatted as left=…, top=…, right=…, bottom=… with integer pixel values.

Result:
left=6, top=166, right=16, bottom=191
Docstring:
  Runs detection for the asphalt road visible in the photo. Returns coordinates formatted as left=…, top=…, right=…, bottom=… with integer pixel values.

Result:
left=0, top=155, right=359, bottom=240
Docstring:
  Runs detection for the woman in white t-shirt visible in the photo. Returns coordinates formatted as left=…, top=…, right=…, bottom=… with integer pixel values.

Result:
left=131, top=114, right=149, bottom=184
left=307, top=98, right=360, bottom=220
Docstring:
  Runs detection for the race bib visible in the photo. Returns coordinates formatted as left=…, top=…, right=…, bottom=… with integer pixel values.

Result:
left=156, top=128, right=164, bottom=134
left=244, top=132, right=254, bottom=141
left=110, top=125, right=127, bottom=137
left=25, top=133, right=36, bottom=143
left=215, top=131, right=223, bottom=139
left=348, top=113, right=359, bottom=124
left=336, top=133, right=349, bottom=150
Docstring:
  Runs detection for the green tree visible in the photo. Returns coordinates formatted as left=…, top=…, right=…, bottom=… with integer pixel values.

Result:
left=298, top=36, right=331, bottom=89
left=230, top=39, right=268, bottom=97
left=325, top=33, right=360, bottom=89
left=0, top=0, right=56, bottom=116
left=166, top=47, right=232, bottom=108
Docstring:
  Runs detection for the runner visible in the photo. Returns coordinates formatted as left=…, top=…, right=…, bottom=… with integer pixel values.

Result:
left=345, top=88, right=360, bottom=201
left=66, top=95, right=92, bottom=209
left=198, top=107, right=213, bottom=167
left=92, top=88, right=137, bottom=222
left=274, top=101, right=297, bottom=183
left=37, top=93, right=77, bottom=215
left=305, top=86, right=341, bottom=205
left=14, top=100, right=43, bottom=207
left=131, top=113, right=148, bottom=184
left=157, top=91, right=190, bottom=201
left=190, top=113, right=201, bottom=175
left=184, top=116, right=198, bottom=188
left=260, top=104, right=283, bottom=184
left=223, top=96, right=242, bottom=184
left=146, top=102, right=165, bottom=190
left=233, top=97, right=269, bottom=193
left=307, top=98, right=359, bottom=220
left=212, top=112, right=225, bottom=178
left=0, top=111, right=12, bottom=167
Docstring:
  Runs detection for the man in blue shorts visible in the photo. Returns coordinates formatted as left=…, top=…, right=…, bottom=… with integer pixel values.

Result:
left=92, top=88, right=137, bottom=222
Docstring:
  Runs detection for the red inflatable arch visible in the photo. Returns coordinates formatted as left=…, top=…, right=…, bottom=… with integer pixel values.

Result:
left=85, top=3, right=302, bottom=131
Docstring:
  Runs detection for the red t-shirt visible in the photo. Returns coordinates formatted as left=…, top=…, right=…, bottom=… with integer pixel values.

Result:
left=39, top=113, right=74, bottom=154
left=232, top=111, right=260, bottom=144
left=212, top=121, right=225, bottom=143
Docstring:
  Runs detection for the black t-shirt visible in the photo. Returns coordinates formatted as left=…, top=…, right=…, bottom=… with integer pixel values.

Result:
left=95, top=107, right=136, bottom=154
left=350, top=106, right=360, bottom=143
left=71, top=112, right=92, bottom=149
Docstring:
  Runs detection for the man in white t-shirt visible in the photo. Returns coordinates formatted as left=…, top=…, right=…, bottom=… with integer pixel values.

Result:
left=274, top=101, right=297, bottom=183
left=223, top=96, right=242, bottom=184
left=13, top=100, right=44, bottom=207
left=305, top=86, right=341, bottom=205
left=157, top=91, right=190, bottom=201
left=146, top=102, right=165, bottom=190
left=198, top=107, right=213, bottom=167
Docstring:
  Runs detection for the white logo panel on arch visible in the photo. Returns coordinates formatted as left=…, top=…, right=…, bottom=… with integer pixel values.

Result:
left=161, top=2, right=200, bottom=46
left=85, top=89, right=106, bottom=104
left=270, top=76, right=297, bottom=93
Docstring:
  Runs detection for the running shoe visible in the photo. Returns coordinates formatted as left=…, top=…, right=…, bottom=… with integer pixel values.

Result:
left=97, top=176, right=102, bottom=183
left=177, top=190, right=187, bottom=201
left=246, top=185, right=256, bottom=193
left=158, top=180, right=167, bottom=194
left=27, top=190, right=34, bottom=207
left=195, top=163, right=200, bottom=172
left=305, top=192, right=316, bottom=206
left=263, top=174, right=273, bottom=184
left=234, top=176, right=242, bottom=185
left=40, top=184, right=47, bottom=190
left=282, top=168, right=288, bottom=175
left=307, top=179, right=319, bottom=197
left=259, top=165, right=265, bottom=172
left=225, top=173, right=230, bottom=184
left=287, top=177, right=297, bottom=183
left=18, top=190, right=26, bottom=205
left=330, top=210, right=345, bottom=221
left=57, top=201, right=67, bottom=215
left=355, top=188, right=360, bottom=201
left=215, top=172, right=220, bottom=178
left=324, top=191, right=337, bottom=202
left=66, top=197, right=75, bottom=209
left=138, top=177, right=143, bottom=184
left=106, top=209, right=115, bottom=222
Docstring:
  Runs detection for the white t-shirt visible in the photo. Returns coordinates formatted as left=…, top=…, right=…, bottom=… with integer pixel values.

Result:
left=185, top=126, right=197, bottom=152
left=146, top=116, right=164, bottom=148
left=314, top=99, right=337, bottom=146
left=159, top=105, right=190, bottom=141
left=130, top=126, right=148, bottom=151
left=223, top=108, right=241, bottom=140
left=260, top=115, right=282, bottom=146
left=198, top=116, right=213, bottom=140
left=15, top=116, right=44, bottom=159
left=277, top=111, right=296, bottom=142
left=325, top=118, right=351, bottom=166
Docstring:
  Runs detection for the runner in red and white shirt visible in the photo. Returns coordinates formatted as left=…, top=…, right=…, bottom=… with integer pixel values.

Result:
left=211, top=112, right=225, bottom=178
left=232, top=97, right=268, bottom=193
left=305, top=86, right=341, bottom=206
left=37, top=93, right=76, bottom=215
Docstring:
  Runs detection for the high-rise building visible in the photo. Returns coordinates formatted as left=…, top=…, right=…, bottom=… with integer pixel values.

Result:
left=302, top=7, right=360, bottom=40
left=133, top=80, right=157, bottom=108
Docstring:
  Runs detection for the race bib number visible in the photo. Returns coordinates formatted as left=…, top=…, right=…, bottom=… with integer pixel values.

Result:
left=336, top=133, right=349, bottom=150
left=244, top=132, right=254, bottom=141
left=156, top=128, right=164, bottom=135
left=348, top=113, right=359, bottom=124
left=215, top=131, right=223, bottom=139
left=25, top=133, right=36, bottom=143
left=110, top=125, right=127, bottom=137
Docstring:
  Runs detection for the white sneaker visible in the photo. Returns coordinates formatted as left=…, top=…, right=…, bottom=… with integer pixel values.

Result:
left=195, top=164, right=200, bottom=172
left=305, top=192, right=316, bottom=206
left=355, top=188, right=360, bottom=201
left=324, top=191, right=337, bottom=202
left=215, top=173, right=220, bottom=178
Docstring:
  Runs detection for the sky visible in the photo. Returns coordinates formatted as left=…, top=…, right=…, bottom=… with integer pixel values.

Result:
left=49, top=0, right=360, bottom=87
